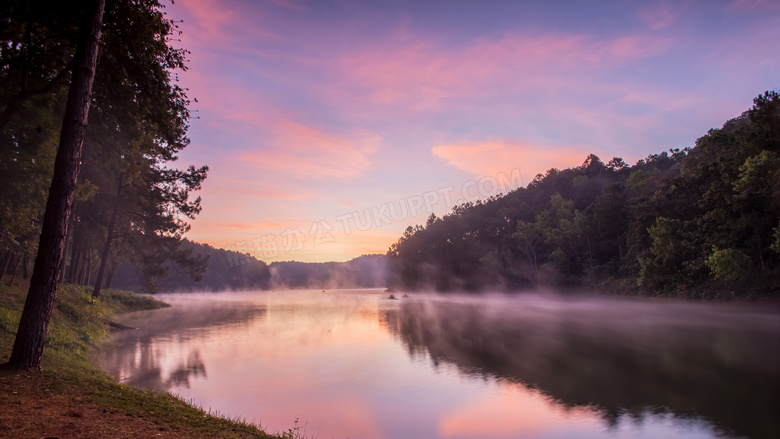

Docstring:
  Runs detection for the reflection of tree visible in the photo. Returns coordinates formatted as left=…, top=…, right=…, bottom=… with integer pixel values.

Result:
left=384, top=298, right=780, bottom=439
left=103, top=343, right=206, bottom=389
left=101, top=302, right=265, bottom=390
left=167, top=350, right=207, bottom=388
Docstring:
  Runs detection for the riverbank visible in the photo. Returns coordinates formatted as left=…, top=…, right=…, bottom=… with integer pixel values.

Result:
left=0, top=283, right=282, bottom=438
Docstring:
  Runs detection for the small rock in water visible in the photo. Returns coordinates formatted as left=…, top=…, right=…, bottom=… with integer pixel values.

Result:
left=388, top=294, right=397, bottom=300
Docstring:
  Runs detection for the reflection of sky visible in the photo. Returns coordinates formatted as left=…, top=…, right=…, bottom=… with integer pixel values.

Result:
left=166, top=0, right=780, bottom=261
left=101, top=291, right=735, bottom=439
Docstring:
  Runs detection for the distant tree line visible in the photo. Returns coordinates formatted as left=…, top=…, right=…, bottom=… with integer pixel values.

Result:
left=268, top=254, right=387, bottom=290
left=0, top=0, right=208, bottom=296
left=109, top=247, right=386, bottom=292
left=387, top=92, right=780, bottom=298
left=110, top=240, right=270, bottom=292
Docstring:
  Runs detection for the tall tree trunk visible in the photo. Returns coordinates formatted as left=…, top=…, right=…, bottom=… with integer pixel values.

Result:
left=22, top=253, right=30, bottom=279
left=59, top=206, right=76, bottom=283
left=66, top=205, right=83, bottom=283
left=4, top=252, right=17, bottom=284
left=66, top=238, right=79, bottom=283
left=7, top=0, right=105, bottom=370
left=7, top=254, right=21, bottom=286
left=105, top=258, right=117, bottom=289
left=80, top=250, right=89, bottom=285
left=74, top=248, right=85, bottom=285
left=0, top=250, right=10, bottom=279
left=70, top=248, right=80, bottom=284
left=0, top=94, right=25, bottom=137
left=75, top=250, right=83, bottom=285
left=93, top=174, right=122, bottom=297
left=84, top=249, right=93, bottom=287
left=78, top=249, right=87, bottom=285
left=78, top=249, right=90, bottom=286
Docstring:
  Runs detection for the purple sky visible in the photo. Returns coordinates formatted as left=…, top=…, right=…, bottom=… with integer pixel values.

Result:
left=168, top=0, right=780, bottom=262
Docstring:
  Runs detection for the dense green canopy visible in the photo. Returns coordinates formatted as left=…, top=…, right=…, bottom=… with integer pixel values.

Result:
left=387, top=91, right=780, bottom=298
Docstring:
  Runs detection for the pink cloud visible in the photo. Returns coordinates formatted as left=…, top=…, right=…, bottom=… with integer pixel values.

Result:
left=177, top=64, right=272, bottom=134
left=177, top=0, right=280, bottom=50
left=240, top=119, right=382, bottom=179
left=329, top=32, right=673, bottom=109
left=432, top=140, right=592, bottom=181
left=638, top=0, right=688, bottom=30
left=177, top=0, right=237, bottom=41
left=619, top=90, right=706, bottom=113
left=187, top=217, right=303, bottom=249
left=727, top=0, right=780, bottom=10
left=205, top=177, right=313, bottom=201
left=266, top=0, right=309, bottom=12
left=608, top=34, right=672, bottom=58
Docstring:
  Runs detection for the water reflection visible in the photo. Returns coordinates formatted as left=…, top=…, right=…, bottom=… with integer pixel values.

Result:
left=385, top=294, right=780, bottom=439
left=102, top=297, right=266, bottom=388
left=100, top=291, right=779, bottom=439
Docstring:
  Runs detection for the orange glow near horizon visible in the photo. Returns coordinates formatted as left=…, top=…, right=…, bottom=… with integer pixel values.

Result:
left=188, top=220, right=401, bottom=262
left=432, top=141, right=594, bottom=181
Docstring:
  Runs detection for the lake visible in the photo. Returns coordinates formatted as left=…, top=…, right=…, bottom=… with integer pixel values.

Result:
left=100, top=289, right=780, bottom=439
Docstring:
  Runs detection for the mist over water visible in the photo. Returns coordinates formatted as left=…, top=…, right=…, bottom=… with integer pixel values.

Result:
left=386, top=294, right=780, bottom=439
left=101, top=290, right=779, bottom=439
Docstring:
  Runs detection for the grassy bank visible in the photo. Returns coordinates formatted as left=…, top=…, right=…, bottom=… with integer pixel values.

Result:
left=0, top=283, right=283, bottom=438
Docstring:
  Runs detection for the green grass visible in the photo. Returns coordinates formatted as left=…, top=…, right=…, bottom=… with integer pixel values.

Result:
left=97, top=287, right=171, bottom=314
left=0, top=282, right=285, bottom=438
left=1, top=284, right=170, bottom=362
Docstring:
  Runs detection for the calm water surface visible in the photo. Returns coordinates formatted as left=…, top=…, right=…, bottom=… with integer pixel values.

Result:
left=100, top=290, right=780, bottom=439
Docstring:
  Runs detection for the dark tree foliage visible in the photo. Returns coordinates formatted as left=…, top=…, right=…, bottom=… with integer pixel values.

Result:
left=387, top=92, right=780, bottom=298
left=7, top=0, right=106, bottom=370
left=0, top=0, right=82, bottom=134
left=109, top=248, right=387, bottom=293
left=0, top=0, right=80, bottom=276
left=0, top=0, right=208, bottom=296
left=110, top=240, right=269, bottom=293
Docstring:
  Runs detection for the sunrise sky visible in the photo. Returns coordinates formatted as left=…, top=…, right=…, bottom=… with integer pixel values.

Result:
left=168, top=0, right=779, bottom=262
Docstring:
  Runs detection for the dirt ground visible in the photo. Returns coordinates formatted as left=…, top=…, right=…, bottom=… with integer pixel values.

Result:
left=0, top=368, right=190, bottom=439
left=0, top=367, right=275, bottom=439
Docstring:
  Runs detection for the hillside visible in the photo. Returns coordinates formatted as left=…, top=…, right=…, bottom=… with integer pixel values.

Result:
left=386, top=91, right=780, bottom=298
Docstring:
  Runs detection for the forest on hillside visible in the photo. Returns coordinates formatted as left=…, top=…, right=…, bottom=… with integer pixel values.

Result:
left=387, top=92, right=780, bottom=298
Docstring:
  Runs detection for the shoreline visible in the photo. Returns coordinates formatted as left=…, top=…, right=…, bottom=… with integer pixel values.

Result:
left=0, top=283, right=283, bottom=438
